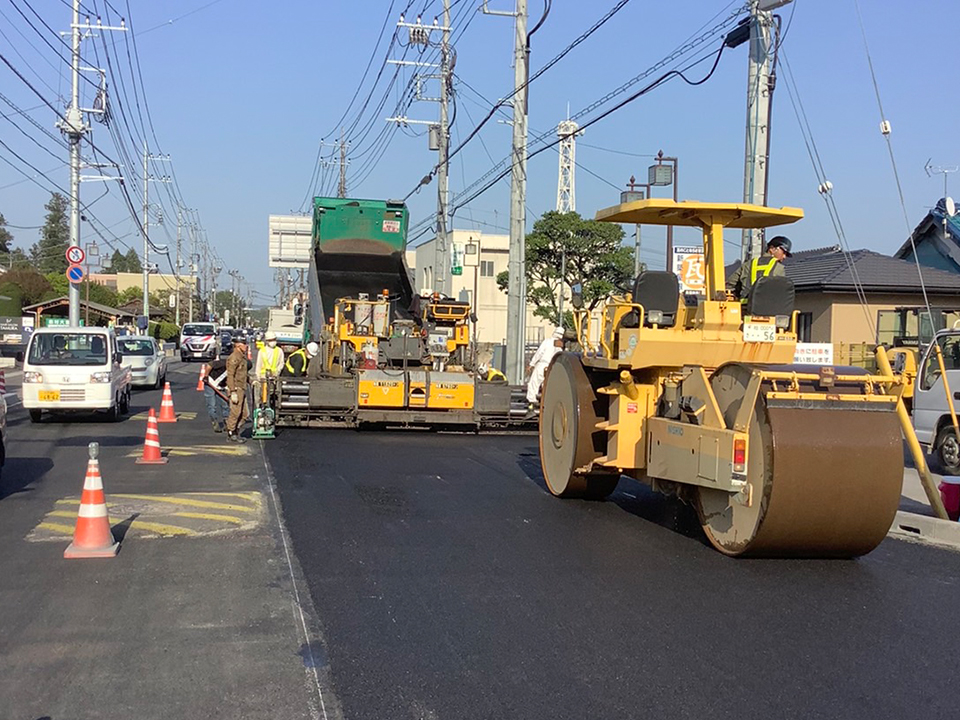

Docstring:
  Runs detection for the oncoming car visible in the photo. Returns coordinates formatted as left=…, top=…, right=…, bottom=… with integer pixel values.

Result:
left=119, top=337, right=168, bottom=388
left=22, top=327, right=132, bottom=422
left=180, top=322, right=218, bottom=362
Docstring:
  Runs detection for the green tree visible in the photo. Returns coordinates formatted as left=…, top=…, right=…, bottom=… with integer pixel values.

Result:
left=31, top=193, right=70, bottom=274
left=0, top=213, right=13, bottom=254
left=496, top=211, right=633, bottom=325
left=215, top=289, right=246, bottom=323
left=116, top=286, right=142, bottom=306
left=0, top=268, right=53, bottom=306
left=107, top=249, right=126, bottom=272
left=123, top=247, right=142, bottom=273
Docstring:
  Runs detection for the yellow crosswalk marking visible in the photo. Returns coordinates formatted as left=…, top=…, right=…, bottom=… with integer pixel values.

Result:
left=111, top=493, right=258, bottom=513
left=37, top=521, right=74, bottom=535
left=122, top=520, right=196, bottom=536
left=173, top=511, right=245, bottom=525
left=187, top=491, right=261, bottom=501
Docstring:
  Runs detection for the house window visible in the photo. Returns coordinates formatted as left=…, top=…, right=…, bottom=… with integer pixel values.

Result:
left=797, top=312, right=813, bottom=343
left=480, top=260, right=495, bottom=277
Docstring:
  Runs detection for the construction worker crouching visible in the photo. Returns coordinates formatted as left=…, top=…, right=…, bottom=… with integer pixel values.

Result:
left=283, top=341, right=319, bottom=377
left=477, top=363, right=507, bottom=383
left=726, top=235, right=792, bottom=301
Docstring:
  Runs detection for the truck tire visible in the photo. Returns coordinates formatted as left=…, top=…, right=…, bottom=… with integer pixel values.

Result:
left=935, top=425, right=960, bottom=476
left=29, top=409, right=42, bottom=423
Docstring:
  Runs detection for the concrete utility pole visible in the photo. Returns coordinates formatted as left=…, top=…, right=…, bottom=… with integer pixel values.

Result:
left=741, top=0, right=789, bottom=261
left=337, top=128, right=348, bottom=198
left=434, top=0, right=452, bottom=297
left=142, top=140, right=149, bottom=330
left=506, top=0, right=529, bottom=384
left=64, top=0, right=85, bottom=328
left=188, top=216, right=197, bottom=323
left=175, top=210, right=182, bottom=326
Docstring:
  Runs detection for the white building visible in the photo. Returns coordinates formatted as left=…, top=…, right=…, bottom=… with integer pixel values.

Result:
left=408, top=229, right=554, bottom=346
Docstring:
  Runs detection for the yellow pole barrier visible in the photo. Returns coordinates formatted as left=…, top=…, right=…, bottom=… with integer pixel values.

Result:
left=876, top=346, right=949, bottom=519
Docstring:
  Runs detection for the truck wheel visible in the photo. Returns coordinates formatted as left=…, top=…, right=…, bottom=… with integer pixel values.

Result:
left=935, top=425, right=960, bottom=475
left=29, top=409, right=42, bottom=423
left=120, top=389, right=130, bottom=415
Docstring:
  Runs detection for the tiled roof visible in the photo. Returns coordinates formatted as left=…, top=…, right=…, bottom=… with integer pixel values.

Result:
left=728, top=246, right=960, bottom=293
left=895, top=197, right=960, bottom=262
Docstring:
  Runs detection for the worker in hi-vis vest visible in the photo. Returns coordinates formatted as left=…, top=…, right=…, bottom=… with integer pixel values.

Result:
left=726, top=235, right=792, bottom=301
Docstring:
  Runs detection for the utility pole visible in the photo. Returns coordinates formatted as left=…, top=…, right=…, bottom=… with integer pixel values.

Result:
left=506, top=0, right=528, bottom=384
left=140, top=145, right=170, bottom=333
left=188, top=217, right=197, bottom=323
left=64, top=0, right=84, bottom=328
left=390, top=10, right=453, bottom=294
left=338, top=128, right=348, bottom=198
left=740, top=0, right=789, bottom=261
left=434, top=0, right=451, bottom=297
left=175, top=210, right=182, bottom=326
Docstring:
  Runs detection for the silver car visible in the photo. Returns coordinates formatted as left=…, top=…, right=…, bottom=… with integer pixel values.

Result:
left=120, top=337, right=168, bottom=389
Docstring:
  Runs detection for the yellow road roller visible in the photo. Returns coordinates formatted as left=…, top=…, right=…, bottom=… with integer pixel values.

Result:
left=539, top=199, right=903, bottom=558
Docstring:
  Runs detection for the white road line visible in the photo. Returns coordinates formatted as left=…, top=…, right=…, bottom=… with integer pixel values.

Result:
left=259, top=444, right=329, bottom=720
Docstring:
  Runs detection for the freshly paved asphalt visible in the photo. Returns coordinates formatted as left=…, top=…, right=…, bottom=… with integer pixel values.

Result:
left=0, top=362, right=325, bottom=720
left=267, top=428, right=960, bottom=720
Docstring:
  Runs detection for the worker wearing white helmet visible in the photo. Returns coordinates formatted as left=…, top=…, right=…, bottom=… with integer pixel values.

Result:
left=255, top=330, right=285, bottom=380
left=284, top=341, right=320, bottom=377
left=526, top=327, right=565, bottom=407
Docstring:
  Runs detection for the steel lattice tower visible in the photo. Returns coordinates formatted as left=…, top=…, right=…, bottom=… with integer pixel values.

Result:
left=556, top=120, right=580, bottom=213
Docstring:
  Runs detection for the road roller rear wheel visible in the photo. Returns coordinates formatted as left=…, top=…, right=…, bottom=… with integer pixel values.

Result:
left=539, top=353, right=618, bottom=500
left=696, top=363, right=903, bottom=558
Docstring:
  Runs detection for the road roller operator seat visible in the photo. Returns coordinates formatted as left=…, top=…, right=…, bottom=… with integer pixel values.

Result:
left=632, top=270, right=680, bottom=328
left=745, top=274, right=795, bottom=320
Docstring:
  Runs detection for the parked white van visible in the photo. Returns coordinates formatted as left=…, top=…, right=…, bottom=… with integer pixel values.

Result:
left=22, top=327, right=132, bottom=423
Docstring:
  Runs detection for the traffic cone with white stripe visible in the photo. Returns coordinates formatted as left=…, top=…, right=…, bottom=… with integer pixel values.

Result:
left=247, top=344, right=252, bottom=361
left=64, top=442, right=119, bottom=559
left=136, top=408, right=168, bottom=464
left=0, top=369, right=6, bottom=395
left=196, top=363, right=207, bottom=391
left=157, top=381, right=177, bottom=423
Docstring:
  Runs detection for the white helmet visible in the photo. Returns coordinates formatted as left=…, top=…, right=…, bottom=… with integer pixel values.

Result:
left=306, top=341, right=319, bottom=357
left=478, top=363, right=488, bottom=375
left=552, top=327, right=564, bottom=339
left=264, top=330, right=278, bottom=342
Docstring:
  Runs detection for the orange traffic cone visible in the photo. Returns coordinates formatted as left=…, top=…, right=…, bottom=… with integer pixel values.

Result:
left=65, top=443, right=119, bottom=559
left=158, top=382, right=177, bottom=423
left=196, top=363, right=208, bottom=391
left=247, top=344, right=252, bottom=361
left=136, top=409, right=168, bottom=464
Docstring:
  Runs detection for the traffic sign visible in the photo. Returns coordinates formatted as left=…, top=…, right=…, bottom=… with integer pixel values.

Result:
left=66, top=263, right=85, bottom=284
left=65, top=246, right=85, bottom=265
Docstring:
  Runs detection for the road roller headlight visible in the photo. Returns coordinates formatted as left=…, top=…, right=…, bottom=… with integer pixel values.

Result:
left=733, top=437, right=747, bottom=475
left=646, top=310, right=664, bottom=325
left=775, top=315, right=790, bottom=329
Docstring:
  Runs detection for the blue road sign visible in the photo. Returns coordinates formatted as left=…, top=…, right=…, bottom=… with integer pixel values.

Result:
left=66, top=264, right=85, bottom=284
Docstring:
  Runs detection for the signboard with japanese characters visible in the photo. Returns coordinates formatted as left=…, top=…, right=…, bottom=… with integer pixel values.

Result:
left=793, top=343, right=834, bottom=365
left=672, top=245, right=705, bottom=295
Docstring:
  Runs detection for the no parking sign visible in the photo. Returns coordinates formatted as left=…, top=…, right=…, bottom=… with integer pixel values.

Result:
left=66, top=264, right=85, bottom=284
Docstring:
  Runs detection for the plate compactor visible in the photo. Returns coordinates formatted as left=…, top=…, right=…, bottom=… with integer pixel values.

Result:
left=539, top=199, right=903, bottom=558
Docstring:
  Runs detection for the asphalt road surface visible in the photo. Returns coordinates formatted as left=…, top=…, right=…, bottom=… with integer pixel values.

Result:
left=267, top=428, right=960, bottom=720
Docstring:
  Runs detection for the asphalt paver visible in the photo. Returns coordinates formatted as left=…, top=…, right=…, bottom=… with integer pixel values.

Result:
left=0, top=361, right=329, bottom=720
left=267, top=428, right=960, bottom=720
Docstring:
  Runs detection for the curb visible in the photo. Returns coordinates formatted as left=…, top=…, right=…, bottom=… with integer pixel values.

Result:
left=888, top=510, right=960, bottom=551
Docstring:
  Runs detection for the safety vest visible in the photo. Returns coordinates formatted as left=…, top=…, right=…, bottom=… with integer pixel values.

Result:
left=750, top=256, right=779, bottom=284
left=285, top=348, right=307, bottom=376
left=262, top=346, right=283, bottom=374
left=485, top=367, right=507, bottom=382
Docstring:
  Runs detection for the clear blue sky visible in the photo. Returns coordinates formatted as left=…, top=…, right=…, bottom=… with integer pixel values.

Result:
left=1, top=0, right=957, bottom=302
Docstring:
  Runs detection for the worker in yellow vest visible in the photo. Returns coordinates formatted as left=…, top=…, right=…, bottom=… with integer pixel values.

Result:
left=477, top=363, right=507, bottom=383
left=255, top=331, right=285, bottom=380
left=283, top=342, right=319, bottom=377
left=725, top=236, right=792, bottom=301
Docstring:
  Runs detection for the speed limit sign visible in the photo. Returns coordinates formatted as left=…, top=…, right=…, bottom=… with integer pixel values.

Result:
left=65, top=246, right=85, bottom=265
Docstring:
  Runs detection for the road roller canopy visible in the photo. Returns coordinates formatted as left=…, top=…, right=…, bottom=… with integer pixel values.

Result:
left=595, top=199, right=804, bottom=229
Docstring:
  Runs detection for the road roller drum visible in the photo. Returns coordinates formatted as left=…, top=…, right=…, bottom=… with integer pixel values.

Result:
left=698, top=363, right=903, bottom=557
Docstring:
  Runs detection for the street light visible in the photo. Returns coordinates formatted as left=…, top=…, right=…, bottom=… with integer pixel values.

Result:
left=648, top=150, right=678, bottom=268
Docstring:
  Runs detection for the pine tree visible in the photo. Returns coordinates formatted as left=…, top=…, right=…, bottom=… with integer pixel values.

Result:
left=32, top=193, right=70, bottom=274
left=124, top=247, right=142, bottom=273
left=107, top=248, right=127, bottom=272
